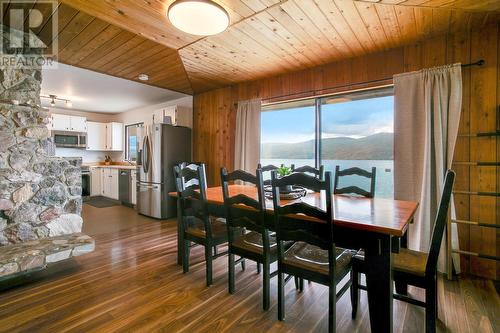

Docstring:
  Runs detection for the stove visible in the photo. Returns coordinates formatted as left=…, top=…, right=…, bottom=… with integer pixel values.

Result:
left=81, top=166, right=90, bottom=200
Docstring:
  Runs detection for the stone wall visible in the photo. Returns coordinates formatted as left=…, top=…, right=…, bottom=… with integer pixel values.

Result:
left=0, top=26, right=83, bottom=246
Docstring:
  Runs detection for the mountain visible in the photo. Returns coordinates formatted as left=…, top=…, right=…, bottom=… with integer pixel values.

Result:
left=261, top=133, right=393, bottom=160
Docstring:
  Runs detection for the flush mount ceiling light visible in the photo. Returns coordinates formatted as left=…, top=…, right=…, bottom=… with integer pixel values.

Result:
left=167, top=0, right=229, bottom=36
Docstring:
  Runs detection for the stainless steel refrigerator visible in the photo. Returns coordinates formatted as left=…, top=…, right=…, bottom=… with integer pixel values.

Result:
left=136, top=124, right=191, bottom=219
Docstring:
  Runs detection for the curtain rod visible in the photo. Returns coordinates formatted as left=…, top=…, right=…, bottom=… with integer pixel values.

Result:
left=258, top=79, right=394, bottom=105
left=234, top=60, right=485, bottom=105
left=461, top=59, right=485, bottom=67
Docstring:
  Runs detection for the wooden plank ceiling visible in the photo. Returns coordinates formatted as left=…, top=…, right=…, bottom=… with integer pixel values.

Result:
left=9, top=0, right=499, bottom=94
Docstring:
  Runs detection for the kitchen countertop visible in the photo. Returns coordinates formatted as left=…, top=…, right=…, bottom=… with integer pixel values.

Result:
left=85, top=164, right=137, bottom=170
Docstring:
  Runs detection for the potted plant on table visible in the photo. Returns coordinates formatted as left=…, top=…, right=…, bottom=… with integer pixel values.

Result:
left=276, top=166, right=293, bottom=193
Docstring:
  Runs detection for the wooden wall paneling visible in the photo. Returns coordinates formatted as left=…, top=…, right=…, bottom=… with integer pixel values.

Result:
left=0, top=2, right=192, bottom=93
left=469, top=24, right=498, bottom=280
left=262, top=4, right=332, bottom=65
left=497, top=22, right=500, bottom=281
left=77, top=30, right=136, bottom=67
left=422, top=35, right=448, bottom=67
left=369, top=0, right=500, bottom=12
left=98, top=40, right=163, bottom=73
left=432, top=8, right=453, bottom=36
left=448, top=29, right=472, bottom=273
left=65, top=25, right=123, bottom=64
left=355, top=1, right=392, bottom=50
left=193, top=87, right=235, bottom=185
left=233, top=21, right=304, bottom=70
left=393, top=5, right=417, bottom=45
left=54, top=0, right=497, bottom=94
left=192, top=24, right=499, bottom=278
left=54, top=11, right=94, bottom=51
left=292, top=0, right=353, bottom=58
left=313, top=0, right=366, bottom=56
left=254, top=10, right=326, bottom=67
left=79, top=34, right=145, bottom=70
left=375, top=4, right=402, bottom=49
left=333, top=0, right=377, bottom=52
left=1, top=0, right=34, bottom=27
left=60, top=0, right=196, bottom=49
left=29, top=1, right=59, bottom=35
left=58, top=19, right=109, bottom=60
left=448, top=10, right=472, bottom=33
left=403, top=42, right=423, bottom=72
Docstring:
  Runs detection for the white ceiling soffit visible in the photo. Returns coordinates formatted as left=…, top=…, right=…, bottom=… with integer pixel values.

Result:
left=41, top=62, right=189, bottom=113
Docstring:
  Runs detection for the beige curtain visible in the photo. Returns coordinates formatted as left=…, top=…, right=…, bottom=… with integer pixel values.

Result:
left=394, top=64, right=462, bottom=273
left=234, top=99, right=261, bottom=172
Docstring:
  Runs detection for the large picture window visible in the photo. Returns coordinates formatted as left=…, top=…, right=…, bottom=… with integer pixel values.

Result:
left=260, top=87, right=394, bottom=198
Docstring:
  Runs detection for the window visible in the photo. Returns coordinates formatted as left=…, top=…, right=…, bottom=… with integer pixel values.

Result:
left=260, top=87, right=394, bottom=198
left=261, top=99, right=315, bottom=170
left=125, top=123, right=142, bottom=162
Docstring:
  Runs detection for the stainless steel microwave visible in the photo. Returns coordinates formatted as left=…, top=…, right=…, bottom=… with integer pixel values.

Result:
left=52, top=130, right=87, bottom=148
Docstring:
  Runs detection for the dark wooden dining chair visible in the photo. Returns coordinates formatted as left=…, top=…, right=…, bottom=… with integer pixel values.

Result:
left=271, top=171, right=356, bottom=333
left=291, top=164, right=324, bottom=180
left=257, top=163, right=281, bottom=185
left=174, top=163, right=228, bottom=286
left=351, top=170, right=455, bottom=333
left=221, top=167, right=277, bottom=310
left=174, top=162, right=202, bottom=266
left=333, top=165, right=376, bottom=198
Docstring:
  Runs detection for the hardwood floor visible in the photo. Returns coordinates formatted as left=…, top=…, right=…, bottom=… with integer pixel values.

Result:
left=0, top=205, right=498, bottom=332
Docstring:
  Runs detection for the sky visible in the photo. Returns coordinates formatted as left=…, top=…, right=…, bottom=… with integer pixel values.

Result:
left=261, top=96, right=394, bottom=144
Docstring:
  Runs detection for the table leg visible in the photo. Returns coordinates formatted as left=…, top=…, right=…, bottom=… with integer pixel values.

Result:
left=395, top=228, right=408, bottom=295
left=365, top=234, right=393, bottom=333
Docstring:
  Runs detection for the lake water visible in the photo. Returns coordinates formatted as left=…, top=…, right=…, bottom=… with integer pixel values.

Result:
left=260, top=159, right=394, bottom=199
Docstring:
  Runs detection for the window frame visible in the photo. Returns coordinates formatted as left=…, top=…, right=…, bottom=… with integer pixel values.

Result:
left=124, top=122, right=143, bottom=162
left=261, top=85, right=394, bottom=172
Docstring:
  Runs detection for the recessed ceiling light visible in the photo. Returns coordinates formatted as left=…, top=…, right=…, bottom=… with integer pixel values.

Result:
left=138, top=74, right=149, bottom=81
left=167, top=0, right=229, bottom=36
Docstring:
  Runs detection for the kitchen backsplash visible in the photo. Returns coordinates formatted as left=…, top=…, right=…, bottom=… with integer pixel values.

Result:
left=55, top=148, right=122, bottom=164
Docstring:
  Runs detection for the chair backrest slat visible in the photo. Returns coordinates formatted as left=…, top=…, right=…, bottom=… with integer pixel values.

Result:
left=425, top=170, right=455, bottom=276
left=174, top=163, right=211, bottom=236
left=221, top=168, right=267, bottom=233
left=258, top=163, right=281, bottom=173
left=271, top=171, right=333, bottom=250
left=258, top=163, right=281, bottom=185
left=333, top=165, right=376, bottom=198
left=291, top=164, right=324, bottom=180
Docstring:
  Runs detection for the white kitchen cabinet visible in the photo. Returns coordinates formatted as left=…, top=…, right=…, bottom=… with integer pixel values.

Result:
left=90, top=167, right=102, bottom=196
left=102, top=168, right=119, bottom=200
left=84, top=121, right=123, bottom=151
left=106, top=122, right=123, bottom=151
left=110, top=169, right=119, bottom=200
left=152, top=106, right=192, bottom=128
left=51, top=114, right=71, bottom=131
left=86, top=122, right=107, bottom=151
left=101, top=168, right=109, bottom=197
left=50, top=114, right=87, bottom=132
left=71, top=116, right=87, bottom=132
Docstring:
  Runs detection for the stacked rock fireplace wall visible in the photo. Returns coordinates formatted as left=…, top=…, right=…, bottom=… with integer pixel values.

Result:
left=0, top=26, right=83, bottom=246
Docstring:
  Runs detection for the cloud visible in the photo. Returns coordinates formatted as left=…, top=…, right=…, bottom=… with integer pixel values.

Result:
left=261, top=96, right=394, bottom=143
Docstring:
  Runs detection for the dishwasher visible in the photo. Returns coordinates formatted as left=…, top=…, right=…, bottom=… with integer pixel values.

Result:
left=119, top=169, right=132, bottom=207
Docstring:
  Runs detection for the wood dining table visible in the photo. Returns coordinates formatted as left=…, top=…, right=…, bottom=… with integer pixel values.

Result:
left=169, top=185, right=418, bottom=333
